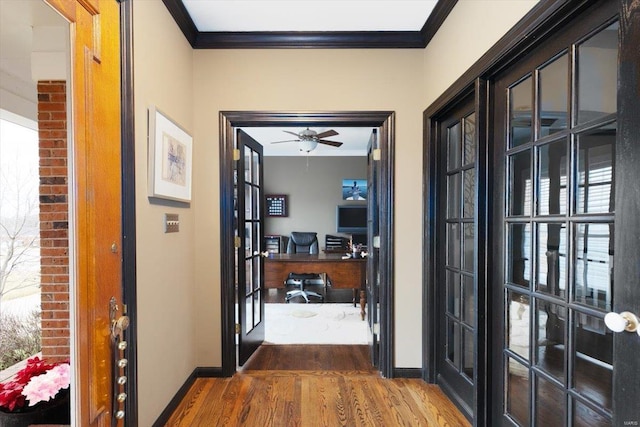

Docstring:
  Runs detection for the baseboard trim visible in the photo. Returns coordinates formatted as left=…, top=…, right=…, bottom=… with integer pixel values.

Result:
left=195, top=366, right=223, bottom=377
left=152, top=367, right=223, bottom=426
left=393, top=368, right=422, bottom=378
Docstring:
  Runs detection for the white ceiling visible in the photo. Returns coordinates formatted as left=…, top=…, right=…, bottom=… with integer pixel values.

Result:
left=182, top=0, right=438, bottom=32
left=0, top=0, right=66, bottom=122
left=243, top=127, right=374, bottom=157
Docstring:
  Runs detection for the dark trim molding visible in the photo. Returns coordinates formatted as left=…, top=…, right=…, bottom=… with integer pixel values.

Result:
left=420, top=0, right=458, bottom=47
left=151, top=367, right=224, bottom=426
left=194, top=367, right=223, bottom=377
left=195, top=31, right=426, bottom=49
left=393, top=368, right=423, bottom=379
left=219, top=111, right=395, bottom=379
left=161, top=0, right=198, bottom=46
left=120, top=0, right=138, bottom=425
left=473, top=77, right=490, bottom=427
left=163, top=0, right=456, bottom=49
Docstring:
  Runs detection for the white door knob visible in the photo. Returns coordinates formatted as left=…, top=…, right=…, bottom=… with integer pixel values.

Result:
left=604, top=311, right=640, bottom=335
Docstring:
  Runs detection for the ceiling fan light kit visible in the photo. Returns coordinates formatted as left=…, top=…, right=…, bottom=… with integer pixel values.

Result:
left=299, top=139, right=318, bottom=153
left=269, top=128, right=344, bottom=153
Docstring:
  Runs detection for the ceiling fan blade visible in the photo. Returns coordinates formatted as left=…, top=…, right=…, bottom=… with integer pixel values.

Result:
left=315, top=129, right=338, bottom=139
left=282, top=130, right=301, bottom=137
left=270, top=139, right=300, bottom=144
left=317, top=139, right=343, bottom=147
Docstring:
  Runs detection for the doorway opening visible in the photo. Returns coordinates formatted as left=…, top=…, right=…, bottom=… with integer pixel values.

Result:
left=248, top=126, right=372, bottom=346
left=219, top=111, right=395, bottom=378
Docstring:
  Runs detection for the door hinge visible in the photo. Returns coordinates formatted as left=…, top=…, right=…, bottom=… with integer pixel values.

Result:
left=372, top=148, right=381, bottom=161
left=233, top=149, right=240, bottom=161
left=373, top=235, right=381, bottom=248
left=234, top=236, right=241, bottom=248
left=235, top=323, right=241, bottom=334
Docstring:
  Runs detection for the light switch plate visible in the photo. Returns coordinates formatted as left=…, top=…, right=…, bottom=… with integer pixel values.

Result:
left=164, top=213, right=179, bottom=233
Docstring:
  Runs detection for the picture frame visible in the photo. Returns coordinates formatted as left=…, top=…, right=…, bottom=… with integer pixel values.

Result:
left=342, top=179, right=367, bottom=200
left=148, top=106, right=193, bottom=203
left=265, top=194, right=288, bottom=217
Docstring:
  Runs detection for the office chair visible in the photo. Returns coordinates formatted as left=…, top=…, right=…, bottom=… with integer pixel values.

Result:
left=284, top=232, right=324, bottom=303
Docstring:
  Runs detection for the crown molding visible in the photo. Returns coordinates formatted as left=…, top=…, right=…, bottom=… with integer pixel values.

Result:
left=163, top=0, right=457, bottom=49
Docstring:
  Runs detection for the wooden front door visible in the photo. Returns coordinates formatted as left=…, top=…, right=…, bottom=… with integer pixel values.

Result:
left=46, top=0, right=125, bottom=425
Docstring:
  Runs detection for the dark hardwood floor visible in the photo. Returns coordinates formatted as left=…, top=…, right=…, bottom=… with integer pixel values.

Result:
left=165, top=345, right=470, bottom=426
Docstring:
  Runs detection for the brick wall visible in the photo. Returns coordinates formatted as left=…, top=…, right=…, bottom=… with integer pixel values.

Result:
left=37, top=81, right=70, bottom=362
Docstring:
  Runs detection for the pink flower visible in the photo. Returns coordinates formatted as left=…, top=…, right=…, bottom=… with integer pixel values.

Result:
left=21, top=363, right=71, bottom=406
left=0, top=357, right=70, bottom=412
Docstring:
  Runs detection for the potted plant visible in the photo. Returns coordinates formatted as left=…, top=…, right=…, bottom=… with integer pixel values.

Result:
left=0, top=357, right=71, bottom=427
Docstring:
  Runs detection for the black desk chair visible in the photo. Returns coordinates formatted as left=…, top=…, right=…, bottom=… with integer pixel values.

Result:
left=284, top=232, right=324, bottom=303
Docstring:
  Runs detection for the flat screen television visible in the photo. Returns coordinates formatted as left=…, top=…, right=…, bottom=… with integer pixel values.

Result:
left=336, top=205, right=367, bottom=234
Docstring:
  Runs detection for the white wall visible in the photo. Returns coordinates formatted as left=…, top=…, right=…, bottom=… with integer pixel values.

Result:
left=264, top=156, right=367, bottom=246
left=133, top=1, right=195, bottom=425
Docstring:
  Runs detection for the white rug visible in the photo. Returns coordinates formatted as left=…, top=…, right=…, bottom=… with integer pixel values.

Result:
left=264, top=303, right=368, bottom=345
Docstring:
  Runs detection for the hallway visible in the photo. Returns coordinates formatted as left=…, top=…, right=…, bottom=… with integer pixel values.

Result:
left=164, top=345, right=469, bottom=426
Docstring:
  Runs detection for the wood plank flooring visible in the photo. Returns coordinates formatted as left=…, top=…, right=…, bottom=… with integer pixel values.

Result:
left=164, top=345, right=470, bottom=427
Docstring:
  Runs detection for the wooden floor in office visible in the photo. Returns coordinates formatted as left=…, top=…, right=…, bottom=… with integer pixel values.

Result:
left=164, top=345, right=470, bottom=426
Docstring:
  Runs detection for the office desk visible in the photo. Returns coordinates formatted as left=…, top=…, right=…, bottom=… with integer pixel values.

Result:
left=264, top=253, right=367, bottom=320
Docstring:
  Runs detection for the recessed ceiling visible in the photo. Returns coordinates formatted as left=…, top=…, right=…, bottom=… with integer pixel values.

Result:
left=182, top=1, right=438, bottom=32
left=164, top=0, right=457, bottom=49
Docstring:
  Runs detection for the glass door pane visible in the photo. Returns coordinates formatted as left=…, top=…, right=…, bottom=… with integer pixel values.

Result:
left=436, top=103, right=477, bottom=419
left=499, top=18, right=618, bottom=426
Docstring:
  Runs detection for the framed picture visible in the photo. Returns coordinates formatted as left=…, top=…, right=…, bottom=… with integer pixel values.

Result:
left=148, top=106, right=193, bottom=202
left=342, top=179, right=367, bottom=200
left=265, top=194, right=288, bottom=217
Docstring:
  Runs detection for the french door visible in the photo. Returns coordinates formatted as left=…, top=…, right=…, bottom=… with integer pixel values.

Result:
left=366, top=129, right=381, bottom=367
left=491, top=1, right=639, bottom=425
left=236, top=130, right=265, bottom=365
left=434, top=94, right=477, bottom=420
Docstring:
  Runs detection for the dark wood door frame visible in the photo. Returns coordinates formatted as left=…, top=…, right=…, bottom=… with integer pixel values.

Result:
left=219, top=111, right=396, bottom=378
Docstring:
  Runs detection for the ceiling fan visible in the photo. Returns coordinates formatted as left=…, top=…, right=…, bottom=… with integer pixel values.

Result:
left=270, top=128, right=344, bottom=152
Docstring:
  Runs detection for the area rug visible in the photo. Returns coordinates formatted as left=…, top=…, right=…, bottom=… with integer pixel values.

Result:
left=264, top=303, right=368, bottom=345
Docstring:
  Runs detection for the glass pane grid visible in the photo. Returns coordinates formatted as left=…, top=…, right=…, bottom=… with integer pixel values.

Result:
left=575, top=22, right=618, bottom=126
left=507, top=222, right=532, bottom=288
left=534, top=373, right=567, bottom=426
left=535, top=222, right=568, bottom=299
left=506, top=355, right=530, bottom=426
left=447, top=122, right=462, bottom=171
left=572, top=222, right=613, bottom=312
left=508, top=150, right=533, bottom=217
left=534, top=297, right=567, bottom=383
left=537, top=52, right=569, bottom=139
left=536, top=139, right=568, bottom=216
left=570, top=310, right=613, bottom=414
left=502, top=19, right=619, bottom=427
left=463, top=112, right=476, bottom=166
left=509, top=75, right=533, bottom=148
left=507, top=290, right=531, bottom=361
